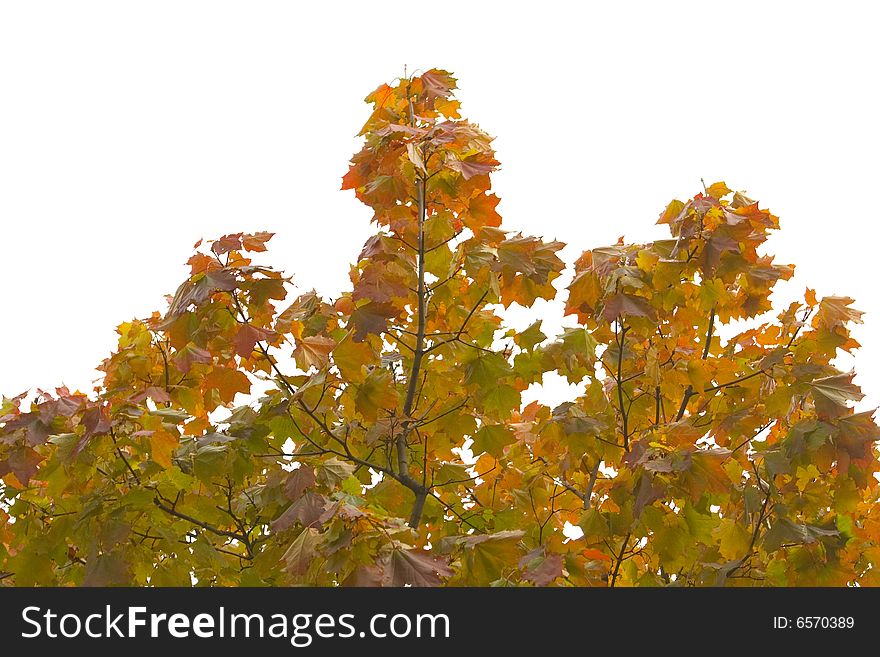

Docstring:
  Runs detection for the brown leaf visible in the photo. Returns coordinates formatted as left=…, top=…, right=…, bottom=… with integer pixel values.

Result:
left=72, top=406, right=111, bottom=458
left=276, top=291, right=321, bottom=334
left=383, top=549, right=453, bottom=587
left=271, top=491, right=328, bottom=532
left=173, top=342, right=213, bottom=374
left=295, top=336, right=336, bottom=369
left=233, top=324, right=276, bottom=358
left=358, top=235, right=385, bottom=260
left=633, top=471, right=665, bottom=518
left=350, top=302, right=398, bottom=342
left=522, top=552, right=563, bottom=586
left=1, top=413, right=51, bottom=447
left=284, top=466, right=316, bottom=500
left=131, top=386, right=172, bottom=404
left=166, top=269, right=238, bottom=319
left=82, top=552, right=131, bottom=587
left=810, top=372, right=864, bottom=418
left=352, top=265, right=410, bottom=304
left=447, top=153, right=499, bottom=180
left=1, top=446, right=44, bottom=486
left=601, top=293, right=657, bottom=322
left=342, top=564, right=385, bottom=587
left=701, top=233, right=740, bottom=274
left=816, top=296, right=864, bottom=328
left=211, top=233, right=243, bottom=256
left=419, top=69, right=457, bottom=100
left=282, top=528, right=322, bottom=576
left=241, top=232, right=274, bottom=252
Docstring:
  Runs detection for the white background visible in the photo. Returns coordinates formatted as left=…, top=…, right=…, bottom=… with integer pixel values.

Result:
left=1, top=1, right=877, bottom=412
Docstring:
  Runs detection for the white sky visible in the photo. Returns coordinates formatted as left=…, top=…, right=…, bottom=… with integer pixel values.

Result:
left=1, top=1, right=877, bottom=412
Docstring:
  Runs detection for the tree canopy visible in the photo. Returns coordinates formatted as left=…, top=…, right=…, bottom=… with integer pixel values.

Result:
left=2, top=69, right=878, bottom=587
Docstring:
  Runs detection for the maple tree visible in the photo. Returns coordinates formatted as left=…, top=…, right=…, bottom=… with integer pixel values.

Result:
left=2, top=69, right=878, bottom=588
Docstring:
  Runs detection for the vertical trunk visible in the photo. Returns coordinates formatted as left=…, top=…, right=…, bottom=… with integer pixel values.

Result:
left=397, top=91, right=429, bottom=527
left=402, top=174, right=427, bottom=415
left=408, top=489, right=428, bottom=528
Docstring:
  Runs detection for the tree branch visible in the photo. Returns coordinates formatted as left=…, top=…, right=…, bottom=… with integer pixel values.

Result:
left=424, top=289, right=490, bottom=354
left=110, top=427, right=140, bottom=485
left=610, top=531, right=632, bottom=588
left=551, top=476, right=586, bottom=504
left=417, top=398, right=469, bottom=427
left=428, top=264, right=464, bottom=292
left=615, top=321, right=630, bottom=450
left=428, top=490, right=482, bottom=532
left=152, top=497, right=248, bottom=548
left=583, top=460, right=601, bottom=510
left=654, top=386, right=661, bottom=426
left=394, top=95, right=431, bottom=528
left=674, top=307, right=715, bottom=422
left=425, top=231, right=462, bottom=253
left=727, top=470, right=773, bottom=578
left=287, top=407, right=395, bottom=481
left=703, top=368, right=769, bottom=393
left=228, top=301, right=406, bottom=491
left=433, top=465, right=496, bottom=488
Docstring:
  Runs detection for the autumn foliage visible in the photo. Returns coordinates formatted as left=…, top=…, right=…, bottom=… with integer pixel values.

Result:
left=2, top=70, right=879, bottom=587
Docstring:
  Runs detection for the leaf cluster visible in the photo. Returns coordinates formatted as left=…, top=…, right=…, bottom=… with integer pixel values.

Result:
left=2, top=71, right=878, bottom=587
